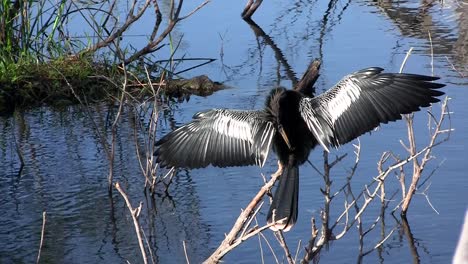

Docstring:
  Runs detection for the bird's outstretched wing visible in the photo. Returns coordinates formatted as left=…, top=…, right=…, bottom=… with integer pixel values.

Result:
left=155, top=109, right=276, bottom=169
left=299, top=67, right=445, bottom=151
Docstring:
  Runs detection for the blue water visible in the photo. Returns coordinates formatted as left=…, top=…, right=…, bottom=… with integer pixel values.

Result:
left=1, top=1, right=467, bottom=263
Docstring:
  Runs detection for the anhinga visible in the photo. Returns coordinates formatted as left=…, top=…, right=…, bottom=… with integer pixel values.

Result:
left=154, top=67, right=445, bottom=231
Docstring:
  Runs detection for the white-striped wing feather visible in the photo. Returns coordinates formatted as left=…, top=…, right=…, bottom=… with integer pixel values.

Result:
left=155, top=109, right=276, bottom=169
left=299, top=67, right=445, bottom=150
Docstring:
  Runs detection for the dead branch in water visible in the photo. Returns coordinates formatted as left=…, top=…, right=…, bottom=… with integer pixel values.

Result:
left=294, top=59, right=321, bottom=96
left=400, top=96, right=452, bottom=215
left=130, top=68, right=164, bottom=192
left=115, top=182, right=149, bottom=264
left=242, top=0, right=263, bottom=19
left=300, top=48, right=452, bottom=260
left=36, top=211, right=46, bottom=264
left=398, top=47, right=452, bottom=215
left=183, top=240, right=190, bottom=264
left=274, top=230, right=294, bottom=264
left=301, top=95, right=452, bottom=262
left=204, top=170, right=282, bottom=263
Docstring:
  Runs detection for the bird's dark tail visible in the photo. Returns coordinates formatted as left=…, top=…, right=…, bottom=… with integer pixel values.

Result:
left=266, top=161, right=299, bottom=232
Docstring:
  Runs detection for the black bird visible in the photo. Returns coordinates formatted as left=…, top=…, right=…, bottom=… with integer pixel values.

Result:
left=154, top=67, right=445, bottom=231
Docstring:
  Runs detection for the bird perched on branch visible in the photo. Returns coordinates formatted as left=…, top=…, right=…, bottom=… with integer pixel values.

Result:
left=154, top=67, right=445, bottom=231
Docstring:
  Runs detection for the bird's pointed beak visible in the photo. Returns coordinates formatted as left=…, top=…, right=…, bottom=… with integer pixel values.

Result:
left=278, top=126, right=292, bottom=150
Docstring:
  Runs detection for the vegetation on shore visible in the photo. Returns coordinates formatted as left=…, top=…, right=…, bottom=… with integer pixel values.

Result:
left=0, top=0, right=213, bottom=114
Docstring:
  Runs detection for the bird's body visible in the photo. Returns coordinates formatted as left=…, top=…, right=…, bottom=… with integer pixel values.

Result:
left=268, top=88, right=317, bottom=164
left=155, top=67, right=445, bottom=231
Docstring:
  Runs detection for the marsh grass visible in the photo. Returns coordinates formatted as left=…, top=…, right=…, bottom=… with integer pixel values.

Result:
left=0, top=0, right=107, bottom=112
left=0, top=0, right=69, bottom=65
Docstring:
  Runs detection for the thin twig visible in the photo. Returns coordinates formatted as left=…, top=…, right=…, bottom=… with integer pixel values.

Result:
left=217, top=222, right=281, bottom=258
left=274, top=231, right=294, bottom=264
left=204, top=170, right=281, bottom=263
left=255, top=218, right=266, bottom=264
left=445, top=56, right=465, bottom=78
left=36, top=211, right=46, bottom=264
left=108, top=62, right=128, bottom=192
left=294, top=240, right=301, bottom=263
left=418, top=183, right=440, bottom=215
left=183, top=240, right=190, bottom=264
left=428, top=31, right=434, bottom=75
left=124, top=0, right=210, bottom=64
left=115, top=182, right=148, bottom=264
left=362, top=226, right=397, bottom=256
left=401, top=96, right=452, bottom=214
left=141, top=229, right=156, bottom=264
left=399, top=47, right=414, bottom=73
left=259, top=232, right=280, bottom=264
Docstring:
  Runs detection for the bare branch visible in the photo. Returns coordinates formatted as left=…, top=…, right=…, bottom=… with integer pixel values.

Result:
left=294, top=59, right=321, bottom=96
left=204, top=170, right=281, bottom=263
left=242, top=0, right=263, bottom=19
left=274, top=231, right=294, bottom=264
left=445, top=56, right=466, bottom=78
left=258, top=232, right=280, bottom=264
left=399, top=47, right=414, bottom=73
left=362, top=227, right=397, bottom=256
left=36, top=211, right=46, bottom=264
left=418, top=183, right=440, bottom=214
left=84, top=0, right=151, bottom=53
left=293, top=240, right=302, bottom=263
left=217, top=222, right=280, bottom=258
left=115, top=182, right=148, bottom=264
left=179, top=1, right=211, bottom=20
left=124, top=0, right=210, bottom=64
left=183, top=240, right=190, bottom=264
left=401, top=97, right=452, bottom=215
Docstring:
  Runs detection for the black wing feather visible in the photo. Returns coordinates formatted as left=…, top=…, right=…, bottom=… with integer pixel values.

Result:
left=299, top=67, right=445, bottom=150
left=155, top=109, right=276, bottom=169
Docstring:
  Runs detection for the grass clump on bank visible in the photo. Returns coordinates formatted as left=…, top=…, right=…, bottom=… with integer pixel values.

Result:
left=0, top=0, right=213, bottom=114
left=0, top=0, right=110, bottom=113
left=0, top=55, right=117, bottom=112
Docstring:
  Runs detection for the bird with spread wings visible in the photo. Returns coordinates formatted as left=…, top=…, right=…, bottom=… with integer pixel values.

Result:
left=155, top=67, right=445, bottom=231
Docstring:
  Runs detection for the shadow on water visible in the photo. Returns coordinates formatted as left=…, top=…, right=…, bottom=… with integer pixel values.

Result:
left=400, top=215, right=421, bottom=264
left=0, top=0, right=467, bottom=263
left=370, top=0, right=467, bottom=76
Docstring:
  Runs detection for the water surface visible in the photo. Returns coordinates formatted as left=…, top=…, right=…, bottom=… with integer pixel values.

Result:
left=1, top=1, right=467, bottom=263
